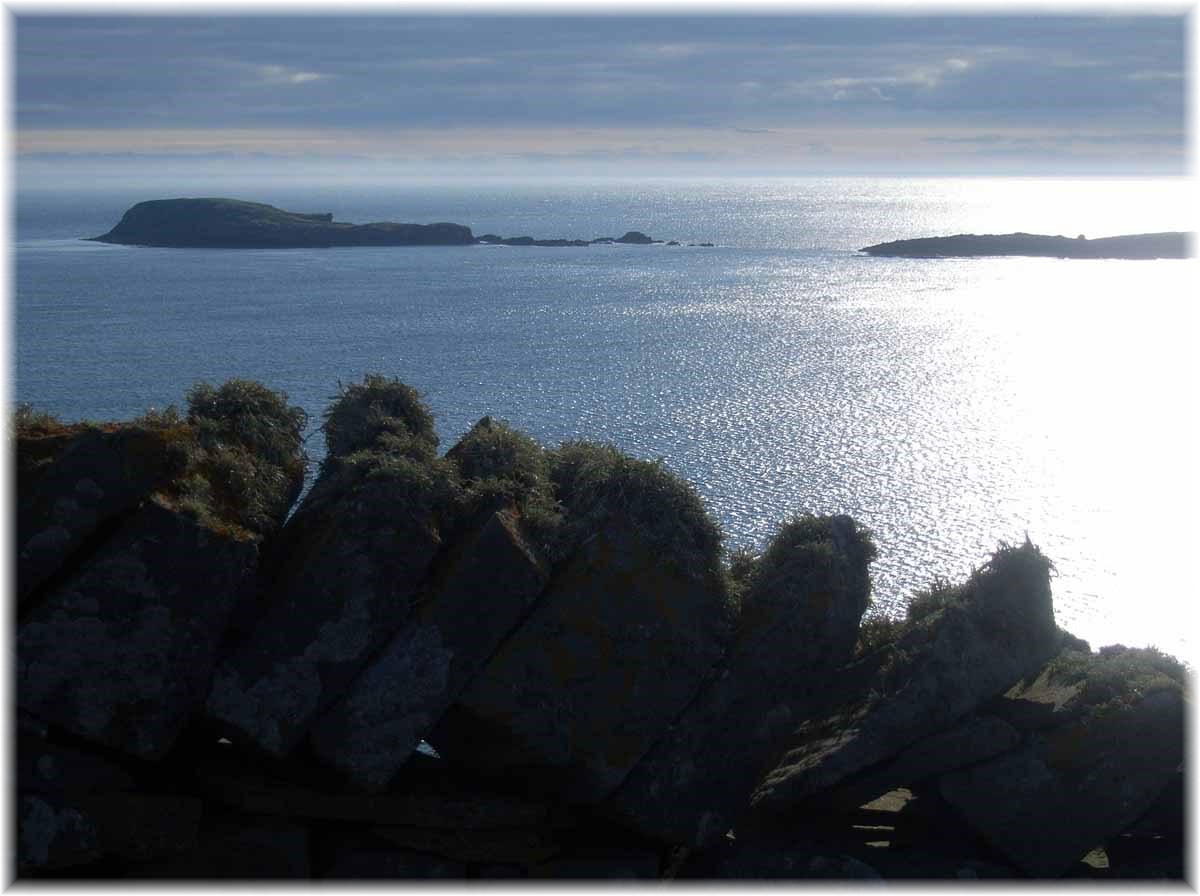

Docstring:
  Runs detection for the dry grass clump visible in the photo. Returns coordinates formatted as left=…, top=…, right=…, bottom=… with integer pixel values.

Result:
left=744, top=514, right=876, bottom=611
left=855, top=611, right=907, bottom=657
left=305, top=375, right=460, bottom=533
left=906, top=539, right=1055, bottom=631
left=163, top=379, right=307, bottom=536
left=1048, top=643, right=1188, bottom=712
left=445, top=416, right=561, bottom=544
left=546, top=440, right=725, bottom=581
left=12, top=403, right=73, bottom=438
left=322, top=374, right=437, bottom=460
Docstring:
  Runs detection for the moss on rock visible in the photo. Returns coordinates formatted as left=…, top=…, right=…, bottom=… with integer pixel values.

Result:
left=547, top=440, right=723, bottom=581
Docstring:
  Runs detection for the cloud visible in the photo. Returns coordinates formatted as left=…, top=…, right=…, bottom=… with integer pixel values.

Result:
left=254, top=64, right=331, bottom=86
left=1126, top=70, right=1184, bottom=81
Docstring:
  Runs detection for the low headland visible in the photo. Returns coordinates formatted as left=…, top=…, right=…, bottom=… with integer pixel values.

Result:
left=860, top=231, right=1190, bottom=259
left=87, top=198, right=712, bottom=249
left=14, top=375, right=1186, bottom=881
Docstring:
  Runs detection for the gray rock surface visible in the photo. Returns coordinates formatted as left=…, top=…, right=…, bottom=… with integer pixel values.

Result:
left=205, top=460, right=445, bottom=757
left=16, top=425, right=187, bottom=608
left=431, top=513, right=733, bottom=805
left=939, top=649, right=1186, bottom=878
left=818, top=713, right=1021, bottom=812
left=17, top=498, right=257, bottom=759
left=310, top=506, right=549, bottom=790
left=604, top=514, right=875, bottom=846
left=750, top=542, right=1059, bottom=813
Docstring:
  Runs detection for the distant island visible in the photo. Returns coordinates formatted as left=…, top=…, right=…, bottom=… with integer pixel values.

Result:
left=860, top=231, right=1190, bottom=260
left=88, top=198, right=707, bottom=249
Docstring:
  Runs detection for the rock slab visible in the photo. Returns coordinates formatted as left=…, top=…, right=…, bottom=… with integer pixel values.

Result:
left=310, top=506, right=549, bottom=790
left=433, top=515, right=732, bottom=805
left=17, top=499, right=256, bottom=759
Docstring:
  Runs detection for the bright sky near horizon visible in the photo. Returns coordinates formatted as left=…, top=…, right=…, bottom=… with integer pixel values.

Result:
left=9, top=9, right=1191, bottom=180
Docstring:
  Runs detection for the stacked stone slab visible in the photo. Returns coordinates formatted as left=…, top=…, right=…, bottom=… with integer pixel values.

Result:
left=603, top=514, right=876, bottom=846
left=749, top=541, right=1061, bottom=814
left=206, top=377, right=457, bottom=757
left=938, top=645, right=1187, bottom=877
left=310, top=505, right=551, bottom=790
left=12, top=378, right=1190, bottom=881
left=16, top=382, right=306, bottom=761
left=432, top=513, right=735, bottom=804
left=15, top=423, right=190, bottom=608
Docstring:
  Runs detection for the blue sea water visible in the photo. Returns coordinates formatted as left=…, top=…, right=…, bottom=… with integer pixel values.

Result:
left=11, top=176, right=1197, bottom=659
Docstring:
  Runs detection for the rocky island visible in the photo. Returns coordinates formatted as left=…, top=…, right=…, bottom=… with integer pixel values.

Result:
left=88, top=198, right=686, bottom=249
left=860, top=231, right=1190, bottom=259
left=13, top=375, right=1186, bottom=881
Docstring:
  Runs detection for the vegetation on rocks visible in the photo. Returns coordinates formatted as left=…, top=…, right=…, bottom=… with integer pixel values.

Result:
left=445, top=416, right=562, bottom=544
left=13, top=403, right=71, bottom=438
left=547, top=440, right=724, bottom=580
left=741, top=514, right=876, bottom=611
left=1046, top=644, right=1188, bottom=711
left=157, top=379, right=308, bottom=537
left=323, top=374, right=437, bottom=460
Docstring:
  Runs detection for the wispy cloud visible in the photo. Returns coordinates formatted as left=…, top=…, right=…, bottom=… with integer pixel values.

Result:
left=253, top=64, right=331, bottom=86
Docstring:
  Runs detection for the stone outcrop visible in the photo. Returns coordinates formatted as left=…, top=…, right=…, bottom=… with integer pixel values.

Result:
left=17, top=499, right=259, bottom=759
left=13, top=375, right=1188, bottom=882
left=16, top=382, right=306, bottom=760
left=205, top=378, right=456, bottom=757
left=938, top=646, right=1187, bottom=877
left=431, top=512, right=735, bottom=805
left=748, top=541, right=1060, bottom=813
left=603, top=514, right=876, bottom=846
left=309, top=504, right=550, bottom=790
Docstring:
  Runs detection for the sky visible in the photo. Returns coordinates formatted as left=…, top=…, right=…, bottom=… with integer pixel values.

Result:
left=9, top=9, right=1192, bottom=181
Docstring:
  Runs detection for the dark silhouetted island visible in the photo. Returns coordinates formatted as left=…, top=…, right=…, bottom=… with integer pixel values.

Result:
left=89, top=198, right=689, bottom=249
left=860, top=231, right=1190, bottom=260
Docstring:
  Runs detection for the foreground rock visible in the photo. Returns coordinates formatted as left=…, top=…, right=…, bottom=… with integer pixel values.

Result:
left=433, top=513, right=733, bottom=804
left=16, top=377, right=308, bottom=760
left=14, top=422, right=189, bottom=609
left=310, top=504, right=550, bottom=790
left=206, top=377, right=456, bottom=757
left=603, top=514, right=876, bottom=846
left=12, top=377, right=1189, bottom=881
left=860, top=231, right=1190, bottom=259
left=939, top=645, right=1187, bottom=877
left=750, top=541, right=1060, bottom=814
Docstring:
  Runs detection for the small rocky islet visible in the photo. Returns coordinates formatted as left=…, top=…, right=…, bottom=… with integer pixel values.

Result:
left=14, top=375, right=1186, bottom=881
left=87, top=198, right=715, bottom=249
left=860, top=230, right=1190, bottom=259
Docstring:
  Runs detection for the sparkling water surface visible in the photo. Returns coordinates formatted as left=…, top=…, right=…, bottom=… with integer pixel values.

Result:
left=12, top=177, right=1196, bottom=658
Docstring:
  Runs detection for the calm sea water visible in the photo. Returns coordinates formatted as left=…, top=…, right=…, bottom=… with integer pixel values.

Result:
left=11, top=177, right=1197, bottom=659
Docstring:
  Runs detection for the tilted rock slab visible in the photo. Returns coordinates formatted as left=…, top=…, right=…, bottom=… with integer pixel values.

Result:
left=603, top=517, right=872, bottom=847
left=938, top=658, right=1186, bottom=877
left=816, top=712, right=1022, bottom=813
left=310, top=506, right=550, bottom=791
left=750, top=547, right=1059, bottom=814
left=16, top=425, right=187, bottom=609
left=205, top=469, right=443, bottom=757
left=17, top=498, right=257, bottom=759
left=432, top=515, right=734, bottom=805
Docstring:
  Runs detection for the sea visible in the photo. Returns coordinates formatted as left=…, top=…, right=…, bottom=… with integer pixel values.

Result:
left=11, top=176, right=1197, bottom=660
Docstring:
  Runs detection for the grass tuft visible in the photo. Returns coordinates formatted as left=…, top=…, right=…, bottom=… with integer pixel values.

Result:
left=547, top=440, right=724, bottom=580
left=1047, top=643, right=1188, bottom=712
left=446, top=416, right=561, bottom=545
left=323, top=374, right=437, bottom=459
